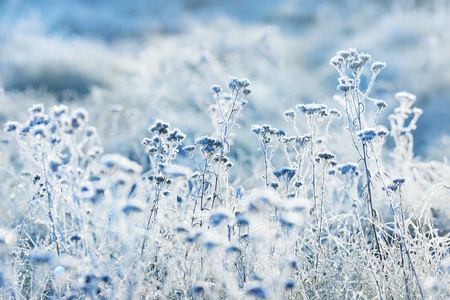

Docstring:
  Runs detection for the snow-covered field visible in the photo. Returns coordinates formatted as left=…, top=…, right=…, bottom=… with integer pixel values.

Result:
left=0, top=0, right=449, bottom=299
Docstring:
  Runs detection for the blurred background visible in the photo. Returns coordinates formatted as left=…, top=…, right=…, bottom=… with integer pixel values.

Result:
left=1, top=0, right=449, bottom=172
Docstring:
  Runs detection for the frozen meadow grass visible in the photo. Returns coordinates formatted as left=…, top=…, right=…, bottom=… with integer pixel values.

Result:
left=0, top=49, right=450, bottom=299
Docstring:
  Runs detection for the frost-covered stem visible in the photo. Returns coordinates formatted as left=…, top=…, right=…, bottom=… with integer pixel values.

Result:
left=359, top=73, right=378, bottom=104
left=211, top=149, right=227, bottom=209
left=361, top=136, right=383, bottom=262
left=352, top=89, right=383, bottom=262
left=394, top=213, right=424, bottom=299
left=313, top=164, right=326, bottom=286
left=353, top=207, right=384, bottom=299
left=156, top=132, right=164, bottom=174
left=393, top=190, right=424, bottom=299
left=220, top=90, right=239, bottom=150
left=307, top=117, right=317, bottom=213
left=39, top=140, right=61, bottom=256
left=317, top=165, right=326, bottom=245
left=199, top=158, right=209, bottom=212
left=215, top=92, right=227, bottom=124
left=261, top=140, right=270, bottom=187
left=141, top=187, right=162, bottom=257
left=399, top=243, right=411, bottom=299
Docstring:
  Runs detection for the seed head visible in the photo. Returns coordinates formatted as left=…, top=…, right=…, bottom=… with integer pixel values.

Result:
left=338, top=163, right=357, bottom=175
left=357, top=128, right=377, bottom=141
left=183, top=145, right=196, bottom=155
left=371, top=61, right=386, bottom=74
left=376, top=100, right=387, bottom=110
left=52, top=105, right=68, bottom=117
left=393, top=177, right=405, bottom=185
left=251, top=125, right=262, bottom=135
left=29, top=104, right=44, bottom=115
left=377, top=129, right=389, bottom=138
left=296, top=103, right=327, bottom=115
left=318, top=152, right=336, bottom=161
left=4, top=121, right=20, bottom=132
left=149, top=119, right=170, bottom=135
left=359, top=52, right=371, bottom=64
left=211, top=85, right=222, bottom=93
left=283, top=109, right=296, bottom=121
left=270, top=182, right=279, bottom=190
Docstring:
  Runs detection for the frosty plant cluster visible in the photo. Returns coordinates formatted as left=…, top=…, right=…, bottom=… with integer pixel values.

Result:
left=0, top=50, right=449, bottom=299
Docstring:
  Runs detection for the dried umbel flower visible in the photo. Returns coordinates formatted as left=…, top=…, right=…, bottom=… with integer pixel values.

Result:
left=329, top=55, right=345, bottom=71
left=393, top=177, right=405, bottom=185
left=338, top=163, right=358, bottom=175
left=376, top=100, right=388, bottom=110
left=350, top=60, right=364, bottom=75
left=243, top=88, right=252, bottom=96
left=275, top=129, right=286, bottom=137
left=49, top=160, right=61, bottom=172
left=193, top=282, right=206, bottom=294
left=72, top=108, right=89, bottom=122
left=182, top=145, right=196, bottom=155
left=337, top=49, right=353, bottom=61
left=209, top=208, right=231, bottom=226
left=386, top=184, right=398, bottom=191
left=32, top=126, right=46, bottom=138
left=338, top=83, right=351, bottom=93
left=85, top=126, right=96, bottom=137
left=377, top=128, right=389, bottom=138
left=371, top=61, right=386, bottom=75
left=251, top=125, right=263, bottom=135
left=211, top=84, right=222, bottom=93
left=270, top=182, right=279, bottom=190
left=167, top=129, right=186, bottom=142
left=70, top=234, right=82, bottom=242
left=149, top=119, right=170, bottom=135
left=359, top=52, right=371, bottom=64
left=228, top=76, right=251, bottom=91
left=122, top=204, right=143, bottom=214
left=52, top=104, right=68, bottom=117
left=226, top=244, right=242, bottom=253
left=236, top=216, right=249, bottom=226
left=246, top=284, right=266, bottom=299
left=317, top=152, right=336, bottom=161
left=195, top=136, right=223, bottom=154
left=29, top=103, right=45, bottom=115
left=296, top=103, right=327, bottom=116
left=329, top=109, right=341, bottom=117
left=4, top=121, right=20, bottom=132
left=273, top=167, right=296, bottom=182
left=283, top=109, right=296, bottom=121
left=357, top=128, right=377, bottom=141
left=395, top=91, right=417, bottom=109
left=284, top=279, right=296, bottom=290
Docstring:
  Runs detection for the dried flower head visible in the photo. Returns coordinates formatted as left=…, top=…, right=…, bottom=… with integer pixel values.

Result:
left=371, top=61, right=386, bottom=75
left=296, top=103, right=327, bottom=116
left=338, top=163, right=358, bottom=175
left=283, top=109, right=296, bottom=121
left=4, top=121, right=20, bottom=132
left=318, top=152, right=336, bottom=161
left=149, top=120, right=170, bottom=135
left=357, top=128, right=377, bottom=141
left=211, top=85, right=222, bottom=93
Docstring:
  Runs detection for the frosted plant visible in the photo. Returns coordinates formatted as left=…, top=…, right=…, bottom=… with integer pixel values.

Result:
left=389, top=92, right=423, bottom=165
left=330, top=48, right=388, bottom=263
left=1, top=53, right=449, bottom=299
